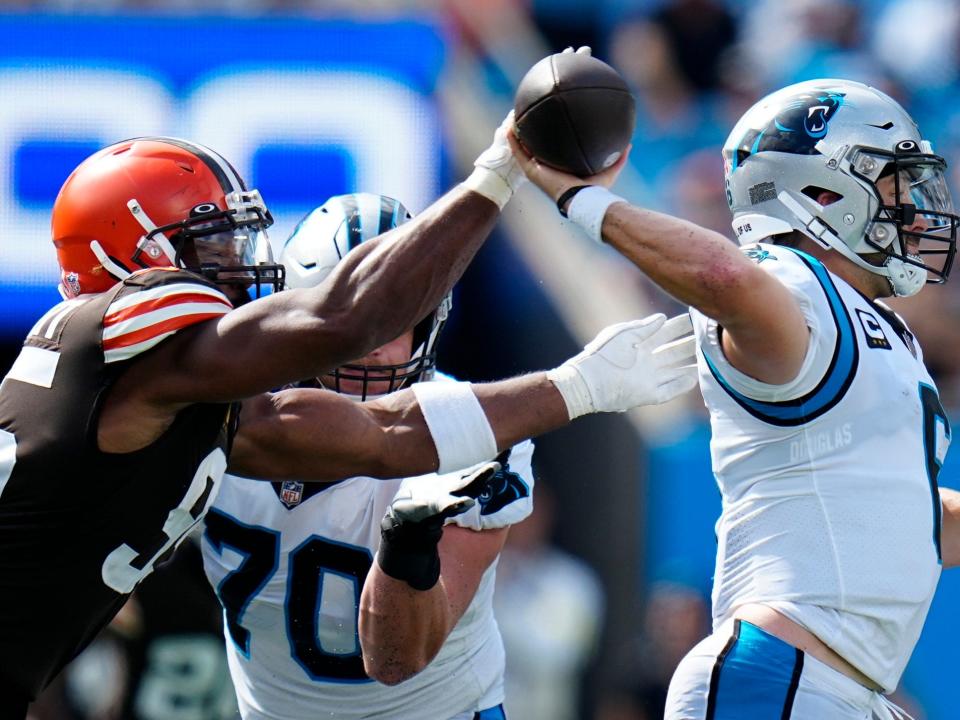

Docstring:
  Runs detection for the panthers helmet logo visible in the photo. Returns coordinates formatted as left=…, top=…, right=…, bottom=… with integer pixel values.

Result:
left=732, top=91, right=846, bottom=169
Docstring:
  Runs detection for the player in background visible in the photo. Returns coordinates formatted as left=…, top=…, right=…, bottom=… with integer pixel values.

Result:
left=1, top=122, right=697, bottom=716
left=203, top=193, right=534, bottom=719
left=511, top=75, right=957, bottom=719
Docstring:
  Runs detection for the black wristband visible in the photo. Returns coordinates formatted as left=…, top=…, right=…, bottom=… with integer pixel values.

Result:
left=375, top=513, right=444, bottom=591
left=557, top=185, right=593, bottom=218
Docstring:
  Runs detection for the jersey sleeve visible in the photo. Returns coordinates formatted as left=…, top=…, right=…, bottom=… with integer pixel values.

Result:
left=448, top=439, right=536, bottom=531
left=692, top=243, right=846, bottom=402
left=395, top=440, right=535, bottom=532
left=101, top=269, right=233, bottom=365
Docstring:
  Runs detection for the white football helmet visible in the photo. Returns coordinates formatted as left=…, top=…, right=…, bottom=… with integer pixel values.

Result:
left=724, top=79, right=959, bottom=296
left=280, top=193, right=451, bottom=398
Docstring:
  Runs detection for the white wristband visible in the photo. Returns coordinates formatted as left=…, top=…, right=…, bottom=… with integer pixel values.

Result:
left=545, top=364, right=594, bottom=420
left=567, top=186, right=626, bottom=243
left=411, top=381, right=499, bottom=474
left=462, top=167, right=512, bottom=210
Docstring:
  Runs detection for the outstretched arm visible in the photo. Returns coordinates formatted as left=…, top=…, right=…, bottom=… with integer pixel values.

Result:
left=228, top=313, right=696, bottom=482
left=507, top=133, right=809, bottom=385
left=124, top=186, right=500, bottom=407
left=99, top=116, right=527, bottom=452
left=227, top=375, right=563, bottom=482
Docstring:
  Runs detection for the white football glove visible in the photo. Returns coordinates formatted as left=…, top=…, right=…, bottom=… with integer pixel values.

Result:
left=562, top=45, right=592, bottom=56
left=546, top=313, right=698, bottom=419
left=463, top=111, right=527, bottom=211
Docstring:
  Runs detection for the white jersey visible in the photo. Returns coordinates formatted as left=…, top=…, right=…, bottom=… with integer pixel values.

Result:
left=692, top=243, right=950, bottom=693
left=201, top=375, right=535, bottom=720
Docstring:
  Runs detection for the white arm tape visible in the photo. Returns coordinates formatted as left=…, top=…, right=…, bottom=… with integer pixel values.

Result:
left=462, top=167, right=512, bottom=210
left=545, top=364, right=593, bottom=420
left=411, top=381, right=499, bottom=474
left=567, top=186, right=626, bottom=243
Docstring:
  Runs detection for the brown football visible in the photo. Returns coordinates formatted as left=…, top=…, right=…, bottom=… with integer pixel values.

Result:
left=514, top=52, right=636, bottom=176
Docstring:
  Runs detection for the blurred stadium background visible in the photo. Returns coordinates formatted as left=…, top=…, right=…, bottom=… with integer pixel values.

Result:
left=5, top=1, right=960, bottom=718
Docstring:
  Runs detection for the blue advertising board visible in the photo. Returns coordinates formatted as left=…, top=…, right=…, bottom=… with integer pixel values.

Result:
left=0, top=14, right=447, bottom=336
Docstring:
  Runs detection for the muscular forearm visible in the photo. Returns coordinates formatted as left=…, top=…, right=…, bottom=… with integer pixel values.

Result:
left=600, top=203, right=808, bottom=382
left=166, top=186, right=498, bottom=403
left=601, top=203, right=759, bottom=325
left=359, top=524, right=504, bottom=685
left=371, top=373, right=566, bottom=479
left=358, top=563, right=452, bottom=685
left=228, top=376, right=568, bottom=483
left=474, top=373, right=570, bottom=450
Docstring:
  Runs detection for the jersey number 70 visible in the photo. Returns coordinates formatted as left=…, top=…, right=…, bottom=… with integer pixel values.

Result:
left=204, top=508, right=373, bottom=683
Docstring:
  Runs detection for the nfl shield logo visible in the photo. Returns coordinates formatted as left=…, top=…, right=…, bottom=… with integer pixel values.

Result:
left=280, top=481, right=304, bottom=508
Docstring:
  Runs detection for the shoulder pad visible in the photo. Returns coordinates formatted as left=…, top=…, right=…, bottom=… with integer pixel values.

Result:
left=102, top=269, right=232, bottom=364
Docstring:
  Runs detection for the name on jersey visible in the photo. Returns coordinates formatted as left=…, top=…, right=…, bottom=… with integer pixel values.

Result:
left=789, top=422, right=853, bottom=463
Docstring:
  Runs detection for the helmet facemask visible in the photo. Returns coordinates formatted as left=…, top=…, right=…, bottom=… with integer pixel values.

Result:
left=318, top=294, right=451, bottom=401
left=131, top=190, right=284, bottom=302
left=850, top=143, right=959, bottom=295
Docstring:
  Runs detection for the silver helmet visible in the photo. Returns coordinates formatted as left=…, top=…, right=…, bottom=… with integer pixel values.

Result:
left=724, top=78, right=959, bottom=296
left=280, top=193, right=450, bottom=398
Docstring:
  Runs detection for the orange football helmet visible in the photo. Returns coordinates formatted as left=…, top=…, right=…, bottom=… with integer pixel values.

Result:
left=52, top=137, right=282, bottom=299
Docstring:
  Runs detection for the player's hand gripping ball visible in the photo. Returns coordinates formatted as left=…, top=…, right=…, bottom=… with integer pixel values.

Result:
left=513, top=47, right=636, bottom=177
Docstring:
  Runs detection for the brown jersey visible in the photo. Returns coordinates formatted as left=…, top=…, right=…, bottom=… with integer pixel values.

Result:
left=0, top=268, right=237, bottom=699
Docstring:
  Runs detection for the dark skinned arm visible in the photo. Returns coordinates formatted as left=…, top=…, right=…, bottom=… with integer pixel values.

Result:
left=226, top=375, right=568, bottom=483
left=99, top=187, right=499, bottom=452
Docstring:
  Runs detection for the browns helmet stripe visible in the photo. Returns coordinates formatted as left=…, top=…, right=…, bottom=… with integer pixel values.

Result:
left=135, top=136, right=248, bottom=194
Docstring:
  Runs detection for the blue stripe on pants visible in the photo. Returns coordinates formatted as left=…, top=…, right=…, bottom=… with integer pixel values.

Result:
left=706, top=620, right=804, bottom=720
left=474, top=705, right=506, bottom=720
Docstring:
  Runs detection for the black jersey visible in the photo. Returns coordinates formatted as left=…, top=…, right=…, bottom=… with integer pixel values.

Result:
left=0, top=268, right=236, bottom=699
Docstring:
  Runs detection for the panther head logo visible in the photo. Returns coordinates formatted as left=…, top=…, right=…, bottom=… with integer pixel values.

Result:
left=732, top=90, right=846, bottom=170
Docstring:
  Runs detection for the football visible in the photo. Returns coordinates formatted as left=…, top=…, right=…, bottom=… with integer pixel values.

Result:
left=514, top=52, right=636, bottom=176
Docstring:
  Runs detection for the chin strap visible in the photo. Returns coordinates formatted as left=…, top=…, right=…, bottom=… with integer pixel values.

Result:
left=776, top=191, right=840, bottom=250
left=885, top=257, right=926, bottom=297
left=775, top=190, right=925, bottom=296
